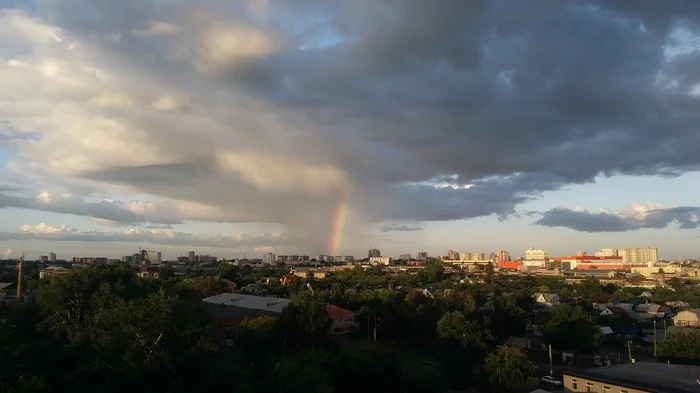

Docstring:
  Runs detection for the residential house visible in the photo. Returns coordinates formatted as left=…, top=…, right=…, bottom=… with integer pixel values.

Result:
left=327, top=304, right=359, bottom=335
left=591, top=294, right=616, bottom=310
left=533, top=293, right=560, bottom=307
left=640, top=291, right=654, bottom=298
left=600, top=306, right=629, bottom=318
left=672, top=308, right=700, bottom=328
left=634, top=303, right=672, bottom=319
left=0, top=282, right=17, bottom=303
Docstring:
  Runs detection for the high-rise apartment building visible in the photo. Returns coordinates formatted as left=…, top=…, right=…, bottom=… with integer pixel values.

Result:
left=263, top=252, right=276, bottom=264
left=497, top=250, right=511, bottom=261
left=188, top=251, right=196, bottom=263
left=447, top=250, right=459, bottom=260
left=40, top=255, right=49, bottom=263
left=617, top=247, right=658, bottom=264
left=399, top=254, right=411, bottom=260
left=146, top=251, right=161, bottom=264
left=417, top=252, right=428, bottom=261
left=368, top=248, right=381, bottom=258
left=49, top=252, right=56, bottom=262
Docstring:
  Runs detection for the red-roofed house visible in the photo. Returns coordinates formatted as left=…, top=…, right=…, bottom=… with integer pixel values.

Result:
left=327, top=304, right=359, bottom=335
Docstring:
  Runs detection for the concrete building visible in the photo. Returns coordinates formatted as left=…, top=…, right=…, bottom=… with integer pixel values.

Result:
left=595, top=248, right=618, bottom=257
left=497, top=250, right=511, bottom=262
left=40, top=255, right=49, bottom=262
left=525, top=247, right=548, bottom=260
left=447, top=250, right=459, bottom=260
left=618, top=247, right=658, bottom=265
left=188, top=251, right=196, bottom=263
left=563, top=362, right=700, bottom=393
left=368, top=248, right=381, bottom=258
left=263, top=252, right=276, bottom=264
left=39, top=266, right=70, bottom=279
left=417, top=252, right=428, bottom=261
left=369, top=256, right=392, bottom=265
left=146, top=251, right=161, bottom=265
left=49, top=252, right=56, bottom=262
left=399, top=254, right=411, bottom=260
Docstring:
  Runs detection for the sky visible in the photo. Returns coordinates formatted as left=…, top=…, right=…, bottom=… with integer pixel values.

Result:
left=1, top=0, right=700, bottom=260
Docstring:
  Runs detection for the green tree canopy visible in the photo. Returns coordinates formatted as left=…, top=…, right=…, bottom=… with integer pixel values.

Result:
left=483, top=345, right=536, bottom=393
left=543, top=304, right=602, bottom=353
left=658, top=328, right=700, bottom=363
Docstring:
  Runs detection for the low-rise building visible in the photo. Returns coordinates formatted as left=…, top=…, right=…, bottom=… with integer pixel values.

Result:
left=563, top=362, right=700, bottom=393
left=39, top=266, right=70, bottom=279
left=327, top=304, right=359, bottom=335
left=203, top=293, right=291, bottom=347
left=672, top=308, right=700, bottom=327
left=533, top=292, right=560, bottom=307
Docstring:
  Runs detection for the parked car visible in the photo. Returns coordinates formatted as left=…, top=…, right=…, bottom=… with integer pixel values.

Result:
left=541, top=376, right=562, bottom=386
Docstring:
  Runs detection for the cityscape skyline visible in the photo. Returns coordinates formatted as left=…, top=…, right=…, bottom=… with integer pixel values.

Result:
left=1, top=2, right=700, bottom=259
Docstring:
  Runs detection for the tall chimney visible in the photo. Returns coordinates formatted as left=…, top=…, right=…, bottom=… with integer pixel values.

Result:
left=16, top=253, right=24, bottom=303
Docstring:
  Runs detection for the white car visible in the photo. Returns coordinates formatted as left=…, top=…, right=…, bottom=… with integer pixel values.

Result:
left=541, top=376, right=562, bottom=386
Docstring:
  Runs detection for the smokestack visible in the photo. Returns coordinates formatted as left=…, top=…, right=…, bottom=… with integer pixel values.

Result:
left=16, top=253, right=24, bottom=303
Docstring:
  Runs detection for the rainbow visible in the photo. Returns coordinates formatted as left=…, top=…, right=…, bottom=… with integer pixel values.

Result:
left=327, top=199, right=348, bottom=256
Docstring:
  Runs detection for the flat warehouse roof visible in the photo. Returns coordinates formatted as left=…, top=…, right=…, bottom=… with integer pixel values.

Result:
left=563, top=362, right=700, bottom=393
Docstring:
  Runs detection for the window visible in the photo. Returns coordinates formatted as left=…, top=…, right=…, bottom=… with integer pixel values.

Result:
left=620, top=390, right=628, bottom=393
left=603, top=386, right=610, bottom=393
left=572, top=379, right=578, bottom=390
left=586, top=382, right=594, bottom=392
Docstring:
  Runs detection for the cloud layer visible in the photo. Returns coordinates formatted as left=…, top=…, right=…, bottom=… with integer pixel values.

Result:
left=0, top=223, right=288, bottom=249
left=1, top=1, right=700, bottom=249
left=536, top=203, right=700, bottom=232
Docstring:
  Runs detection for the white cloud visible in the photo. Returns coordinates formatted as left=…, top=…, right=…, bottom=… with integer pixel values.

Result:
left=19, top=223, right=77, bottom=234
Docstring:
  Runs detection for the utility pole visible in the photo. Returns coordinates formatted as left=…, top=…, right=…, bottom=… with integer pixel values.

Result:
left=653, top=319, right=657, bottom=357
left=367, top=314, right=371, bottom=341
left=548, top=344, right=553, bottom=378
left=373, top=315, right=378, bottom=342
left=16, top=253, right=24, bottom=303
left=627, top=340, right=633, bottom=363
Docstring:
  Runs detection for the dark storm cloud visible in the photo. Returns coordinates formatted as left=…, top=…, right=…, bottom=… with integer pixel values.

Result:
left=381, top=225, right=423, bottom=233
left=536, top=206, right=700, bottom=232
left=5, top=0, right=700, bottom=232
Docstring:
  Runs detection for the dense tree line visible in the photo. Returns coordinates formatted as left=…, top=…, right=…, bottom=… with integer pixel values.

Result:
left=0, top=263, right=546, bottom=393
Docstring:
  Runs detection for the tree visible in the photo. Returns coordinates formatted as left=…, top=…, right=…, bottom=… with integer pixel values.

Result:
left=485, top=263, right=495, bottom=283
left=543, top=305, right=602, bottom=353
left=437, top=311, right=487, bottom=350
left=158, top=265, right=175, bottom=280
left=422, top=260, right=445, bottom=283
left=657, top=328, right=700, bottom=363
left=236, top=315, right=283, bottom=359
left=483, top=345, right=536, bottom=393
left=435, top=311, right=487, bottom=389
left=179, top=276, right=228, bottom=298
left=279, top=293, right=330, bottom=349
left=486, top=295, right=527, bottom=341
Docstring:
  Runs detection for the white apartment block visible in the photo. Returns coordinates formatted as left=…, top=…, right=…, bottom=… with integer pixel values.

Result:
left=369, top=256, right=392, bottom=265
left=617, top=247, right=658, bottom=264
left=525, top=247, right=548, bottom=260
